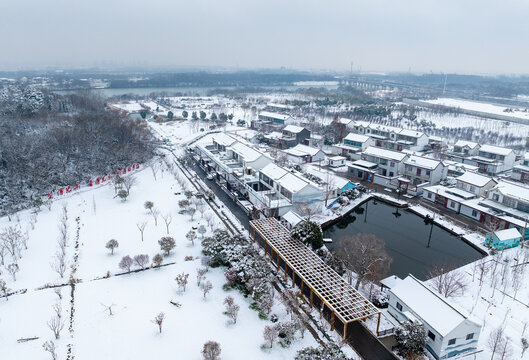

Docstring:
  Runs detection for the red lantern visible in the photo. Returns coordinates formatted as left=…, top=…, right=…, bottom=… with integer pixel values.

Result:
left=74, top=184, right=80, bottom=190
left=95, top=177, right=100, bottom=185
left=48, top=191, right=53, bottom=199
left=58, top=188, right=64, bottom=196
left=66, top=186, right=71, bottom=193
left=128, top=166, right=131, bottom=172
left=102, top=176, right=106, bottom=182
left=89, top=179, right=93, bottom=187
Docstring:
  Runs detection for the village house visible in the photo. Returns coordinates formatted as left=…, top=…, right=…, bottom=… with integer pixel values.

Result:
left=332, top=133, right=374, bottom=160
left=511, top=153, right=529, bottom=184
left=281, top=144, right=326, bottom=165
left=258, top=111, right=296, bottom=125
left=351, top=122, right=429, bottom=151
left=485, top=228, right=522, bottom=250
left=328, top=155, right=346, bottom=168
left=361, top=146, right=408, bottom=177
left=450, top=140, right=480, bottom=161
left=422, top=185, right=476, bottom=213
left=281, top=125, right=311, bottom=146
left=462, top=144, right=515, bottom=175
left=455, top=172, right=497, bottom=197
left=403, top=155, right=448, bottom=186
left=388, top=275, right=482, bottom=360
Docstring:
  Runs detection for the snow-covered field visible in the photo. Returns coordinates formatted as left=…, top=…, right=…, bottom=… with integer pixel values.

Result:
left=426, top=98, right=529, bottom=121
left=0, top=159, right=320, bottom=359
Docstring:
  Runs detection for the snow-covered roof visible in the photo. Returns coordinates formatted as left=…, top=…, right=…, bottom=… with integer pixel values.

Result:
left=260, top=163, right=288, bottom=181
left=264, top=131, right=283, bottom=140
left=363, top=147, right=408, bottom=162
left=350, top=159, right=378, bottom=169
left=259, top=111, right=291, bottom=121
left=494, top=228, right=521, bottom=241
left=456, top=172, right=495, bottom=188
left=329, top=156, right=346, bottom=161
left=479, top=144, right=513, bottom=156
left=228, top=142, right=265, bottom=163
left=282, top=210, right=304, bottom=227
left=404, top=155, right=442, bottom=170
left=267, top=102, right=295, bottom=110
left=390, top=275, right=473, bottom=337
left=279, top=172, right=311, bottom=193
left=282, top=125, right=305, bottom=134
left=284, top=144, right=323, bottom=158
left=454, top=140, right=479, bottom=149
left=493, top=180, right=529, bottom=202
left=380, top=275, right=401, bottom=289
left=398, top=129, right=425, bottom=138
left=212, top=132, right=237, bottom=147
left=344, top=133, right=370, bottom=143
left=304, top=166, right=351, bottom=189
left=339, top=117, right=353, bottom=125
left=423, top=185, right=476, bottom=201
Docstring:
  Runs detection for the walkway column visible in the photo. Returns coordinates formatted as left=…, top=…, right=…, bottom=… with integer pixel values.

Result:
left=310, top=290, right=313, bottom=308
left=376, top=313, right=381, bottom=336
left=331, top=312, right=335, bottom=331
left=343, top=322, right=348, bottom=342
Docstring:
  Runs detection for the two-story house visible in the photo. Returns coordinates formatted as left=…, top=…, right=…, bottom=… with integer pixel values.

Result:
left=455, top=172, right=497, bottom=197
left=511, top=153, right=529, bottom=183
left=332, top=133, right=374, bottom=160
left=361, top=146, right=408, bottom=177
left=403, top=156, right=448, bottom=186
left=281, top=125, right=311, bottom=146
left=464, top=144, right=515, bottom=175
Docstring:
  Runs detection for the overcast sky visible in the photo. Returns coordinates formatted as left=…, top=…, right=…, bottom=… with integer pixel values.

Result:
left=0, top=0, right=528, bottom=74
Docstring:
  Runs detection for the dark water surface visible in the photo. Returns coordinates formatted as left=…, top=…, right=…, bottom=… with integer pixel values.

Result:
left=323, top=199, right=483, bottom=280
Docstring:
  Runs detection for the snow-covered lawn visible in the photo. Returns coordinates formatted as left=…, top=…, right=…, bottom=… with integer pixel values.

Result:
left=426, top=246, right=529, bottom=359
left=0, top=159, right=320, bottom=359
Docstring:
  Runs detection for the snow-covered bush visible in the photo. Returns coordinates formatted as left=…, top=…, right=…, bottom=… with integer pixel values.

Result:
left=291, top=221, right=323, bottom=250
left=294, top=343, right=347, bottom=360
left=394, top=321, right=427, bottom=359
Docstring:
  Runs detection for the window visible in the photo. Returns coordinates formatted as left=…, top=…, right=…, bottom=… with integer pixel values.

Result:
left=472, top=210, right=478, bottom=217
left=469, top=185, right=475, bottom=193
left=448, top=338, right=456, bottom=345
left=426, top=170, right=431, bottom=176
left=427, top=192, right=432, bottom=199
left=466, top=333, right=474, bottom=340
left=450, top=201, right=456, bottom=208
left=390, top=161, right=395, bottom=168
left=396, top=302, right=402, bottom=311
left=493, top=193, right=500, bottom=201
left=389, top=172, right=394, bottom=177
left=417, top=169, right=422, bottom=176
left=428, top=331, right=436, bottom=341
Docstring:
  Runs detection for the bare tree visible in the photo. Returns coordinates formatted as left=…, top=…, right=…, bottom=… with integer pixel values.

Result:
left=323, top=172, right=337, bottom=207
left=200, top=280, right=213, bottom=298
left=136, top=221, right=147, bottom=242
left=47, top=315, right=64, bottom=339
left=0, top=278, right=10, bottom=301
left=51, top=252, right=67, bottom=278
left=186, top=230, right=197, bottom=246
left=198, top=225, right=207, bottom=239
left=42, top=341, right=57, bottom=360
left=196, top=200, right=206, bottom=218
left=161, top=213, right=172, bottom=234
left=336, top=233, right=391, bottom=289
left=1, top=226, right=23, bottom=261
left=196, top=268, right=207, bottom=286
left=133, top=254, right=149, bottom=269
left=119, top=255, right=133, bottom=272
left=144, top=201, right=154, bottom=213
left=188, top=207, right=196, bottom=221
left=0, top=244, right=7, bottom=266
left=521, top=338, right=528, bottom=358
left=223, top=296, right=240, bottom=324
left=122, top=175, right=137, bottom=196
left=150, top=163, right=159, bottom=180
left=499, top=336, right=512, bottom=360
left=105, top=239, right=119, bottom=255
left=294, top=201, right=321, bottom=221
left=101, top=303, right=116, bottom=316
left=205, top=212, right=215, bottom=230
left=428, top=266, right=467, bottom=298
left=52, top=302, right=62, bottom=319
left=263, top=325, right=278, bottom=348
left=488, top=326, right=506, bottom=360
left=175, top=272, right=189, bottom=292
left=152, top=312, right=165, bottom=333
left=202, top=341, right=221, bottom=360
left=152, top=208, right=160, bottom=226
left=7, top=263, right=19, bottom=281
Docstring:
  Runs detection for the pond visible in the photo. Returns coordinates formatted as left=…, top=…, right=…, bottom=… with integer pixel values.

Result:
left=323, top=199, right=483, bottom=280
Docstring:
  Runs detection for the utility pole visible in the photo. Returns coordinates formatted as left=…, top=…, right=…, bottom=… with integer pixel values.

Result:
left=523, top=217, right=528, bottom=248
left=427, top=211, right=435, bottom=248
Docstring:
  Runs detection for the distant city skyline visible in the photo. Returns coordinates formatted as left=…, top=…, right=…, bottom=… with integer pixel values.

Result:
left=1, top=0, right=528, bottom=74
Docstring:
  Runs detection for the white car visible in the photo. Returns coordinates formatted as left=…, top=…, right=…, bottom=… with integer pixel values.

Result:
left=206, top=173, right=215, bottom=180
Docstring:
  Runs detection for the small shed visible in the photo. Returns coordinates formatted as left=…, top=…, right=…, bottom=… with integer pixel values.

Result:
left=485, top=228, right=521, bottom=250
left=329, top=156, right=346, bottom=168
left=380, top=275, right=401, bottom=291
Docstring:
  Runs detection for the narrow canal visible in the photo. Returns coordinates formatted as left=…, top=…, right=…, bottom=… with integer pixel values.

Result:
left=323, top=199, right=483, bottom=280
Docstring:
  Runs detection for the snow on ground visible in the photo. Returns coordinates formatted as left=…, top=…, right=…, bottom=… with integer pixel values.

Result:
left=0, top=159, right=320, bottom=359
left=425, top=245, right=529, bottom=359
left=426, top=98, right=529, bottom=121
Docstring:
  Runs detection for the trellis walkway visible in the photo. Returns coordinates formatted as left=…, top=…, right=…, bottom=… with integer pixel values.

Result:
left=248, top=218, right=381, bottom=340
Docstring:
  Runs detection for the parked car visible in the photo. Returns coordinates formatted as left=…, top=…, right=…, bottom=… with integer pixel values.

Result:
left=206, top=173, right=215, bottom=180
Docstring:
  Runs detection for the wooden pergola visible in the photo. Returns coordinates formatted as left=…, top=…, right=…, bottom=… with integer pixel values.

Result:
left=249, top=218, right=381, bottom=340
